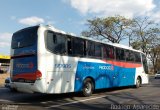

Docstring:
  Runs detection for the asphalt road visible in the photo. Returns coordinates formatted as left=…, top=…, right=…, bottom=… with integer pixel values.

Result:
left=0, top=76, right=160, bottom=110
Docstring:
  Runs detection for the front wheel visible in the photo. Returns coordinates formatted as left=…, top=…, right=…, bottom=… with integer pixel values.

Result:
left=135, top=77, right=141, bottom=88
left=82, top=78, right=94, bottom=97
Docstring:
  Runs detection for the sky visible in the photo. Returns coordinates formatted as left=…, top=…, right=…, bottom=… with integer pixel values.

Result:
left=0, top=0, right=160, bottom=55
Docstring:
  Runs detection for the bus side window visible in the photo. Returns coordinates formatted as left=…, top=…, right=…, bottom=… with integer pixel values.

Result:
left=46, top=31, right=54, bottom=51
left=120, top=49, right=125, bottom=61
left=125, top=50, right=129, bottom=61
left=130, top=51, right=135, bottom=62
left=116, top=48, right=125, bottom=61
left=87, top=41, right=102, bottom=58
left=72, top=38, right=85, bottom=56
left=135, top=52, right=141, bottom=63
left=95, top=43, right=102, bottom=58
left=125, top=50, right=135, bottom=62
left=104, top=45, right=115, bottom=59
left=46, top=31, right=67, bottom=55
left=87, top=41, right=95, bottom=57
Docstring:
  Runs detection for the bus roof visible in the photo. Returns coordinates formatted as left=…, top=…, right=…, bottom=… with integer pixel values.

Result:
left=41, top=25, right=143, bottom=54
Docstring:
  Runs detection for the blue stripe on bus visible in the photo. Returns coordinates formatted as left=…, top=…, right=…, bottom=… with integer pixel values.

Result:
left=74, top=61, right=135, bottom=92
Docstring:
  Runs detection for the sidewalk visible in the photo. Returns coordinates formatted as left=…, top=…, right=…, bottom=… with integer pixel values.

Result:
left=0, top=73, right=9, bottom=87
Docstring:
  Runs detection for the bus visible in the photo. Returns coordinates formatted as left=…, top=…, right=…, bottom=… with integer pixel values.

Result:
left=10, top=25, right=149, bottom=96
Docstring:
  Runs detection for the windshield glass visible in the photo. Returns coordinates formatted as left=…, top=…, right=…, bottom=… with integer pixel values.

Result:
left=11, top=26, right=38, bottom=49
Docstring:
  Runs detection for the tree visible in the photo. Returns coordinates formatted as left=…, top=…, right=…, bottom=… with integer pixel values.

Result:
left=148, top=44, right=160, bottom=73
left=130, top=17, right=160, bottom=55
left=130, top=17, right=160, bottom=73
left=81, top=16, right=132, bottom=43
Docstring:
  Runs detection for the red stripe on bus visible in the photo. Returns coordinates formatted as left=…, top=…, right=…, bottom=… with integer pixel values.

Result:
left=103, top=60, right=142, bottom=68
left=13, top=70, right=42, bottom=80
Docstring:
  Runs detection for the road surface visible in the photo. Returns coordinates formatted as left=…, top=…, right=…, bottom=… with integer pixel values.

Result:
left=0, top=76, right=160, bottom=110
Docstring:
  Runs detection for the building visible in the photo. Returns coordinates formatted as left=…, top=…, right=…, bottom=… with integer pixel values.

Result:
left=0, top=54, right=10, bottom=73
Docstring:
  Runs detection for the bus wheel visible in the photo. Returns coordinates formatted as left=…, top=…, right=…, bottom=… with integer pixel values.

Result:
left=82, top=78, right=94, bottom=97
left=135, top=77, right=141, bottom=88
left=10, top=88, right=17, bottom=92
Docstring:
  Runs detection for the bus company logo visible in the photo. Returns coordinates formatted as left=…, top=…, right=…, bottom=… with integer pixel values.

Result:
left=99, top=65, right=114, bottom=70
left=55, top=64, right=71, bottom=68
left=16, top=62, right=34, bottom=69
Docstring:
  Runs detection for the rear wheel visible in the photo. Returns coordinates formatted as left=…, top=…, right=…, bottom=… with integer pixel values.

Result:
left=82, top=78, right=94, bottom=97
left=135, top=77, right=141, bottom=88
left=10, top=88, right=17, bottom=92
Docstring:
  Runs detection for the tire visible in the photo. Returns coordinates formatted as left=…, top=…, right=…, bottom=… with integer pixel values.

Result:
left=10, top=88, right=17, bottom=92
left=135, top=77, right=141, bottom=88
left=82, top=78, right=94, bottom=97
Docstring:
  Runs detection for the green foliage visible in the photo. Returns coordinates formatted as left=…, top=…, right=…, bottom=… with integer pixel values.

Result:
left=129, top=17, right=160, bottom=73
left=82, top=16, right=132, bottom=43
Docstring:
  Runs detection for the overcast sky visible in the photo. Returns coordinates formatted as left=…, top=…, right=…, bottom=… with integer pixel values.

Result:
left=0, top=0, right=160, bottom=55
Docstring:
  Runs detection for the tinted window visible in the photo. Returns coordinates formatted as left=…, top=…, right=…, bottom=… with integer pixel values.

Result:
left=134, top=52, right=141, bottom=63
left=87, top=41, right=102, bottom=58
left=72, top=38, right=85, bottom=56
left=12, top=26, right=38, bottom=49
left=129, top=51, right=135, bottom=62
left=46, top=31, right=66, bottom=54
left=116, top=48, right=125, bottom=61
left=125, top=50, right=135, bottom=62
left=95, top=43, right=102, bottom=58
left=88, top=41, right=95, bottom=57
left=103, top=45, right=115, bottom=59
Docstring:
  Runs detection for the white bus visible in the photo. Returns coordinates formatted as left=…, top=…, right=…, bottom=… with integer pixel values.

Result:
left=10, top=25, right=149, bottom=96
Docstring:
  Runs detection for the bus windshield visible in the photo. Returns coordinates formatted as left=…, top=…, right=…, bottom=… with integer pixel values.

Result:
left=11, top=26, right=38, bottom=49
